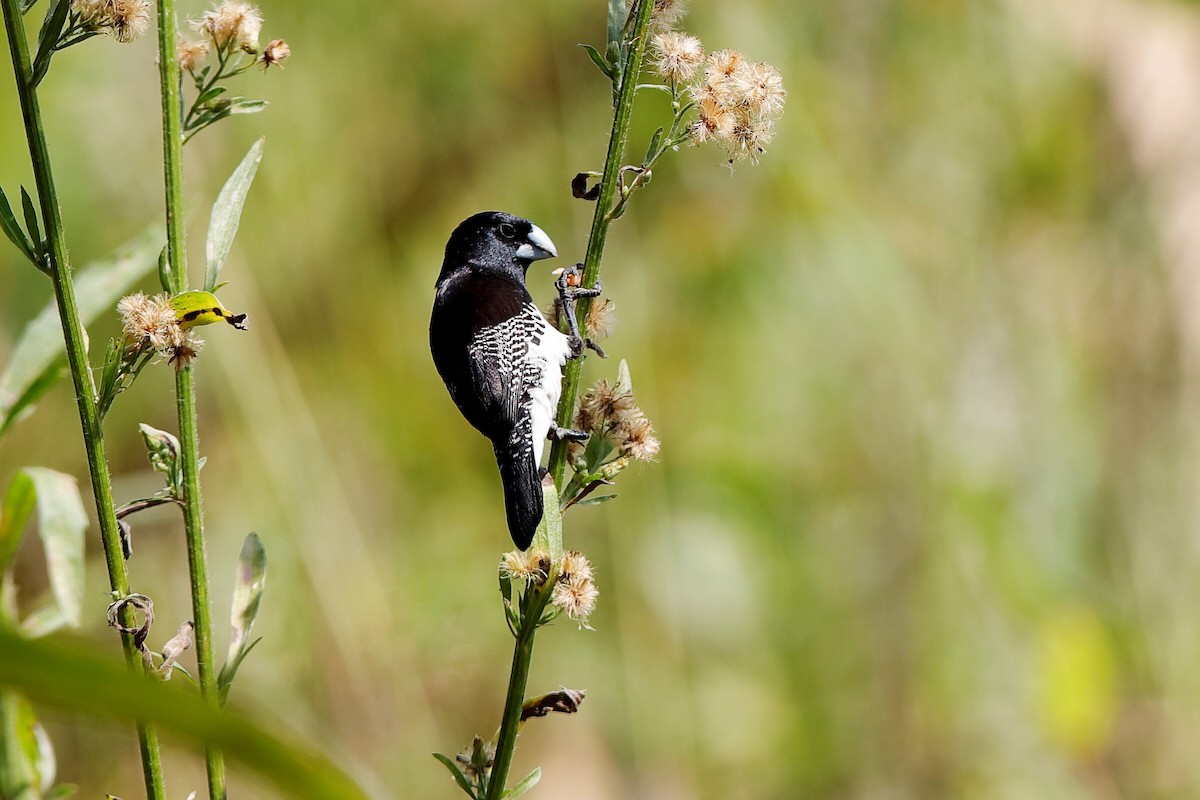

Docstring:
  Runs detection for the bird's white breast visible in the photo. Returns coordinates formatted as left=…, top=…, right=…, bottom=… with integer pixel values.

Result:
left=523, top=304, right=572, bottom=464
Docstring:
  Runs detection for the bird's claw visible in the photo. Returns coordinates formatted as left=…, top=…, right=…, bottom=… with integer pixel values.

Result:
left=549, top=425, right=589, bottom=443
left=554, top=264, right=602, bottom=360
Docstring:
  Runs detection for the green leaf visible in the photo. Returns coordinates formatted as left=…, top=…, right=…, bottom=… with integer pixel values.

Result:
left=218, top=532, right=266, bottom=704
left=204, top=137, right=264, bottom=292
left=229, top=98, right=268, bottom=115
left=432, top=752, right=478, bottom=799
left=195, top=84, right=227, bottom=106
left=0, top=185, right=39, bottom=268
left=644, top=125, right=664, bottom=166
left=576, top=494, right=617, bottom=506
left=31, top=0, right=70, bottom=87
left=502, top=767, right=542, bottom=799
left=0, top=224, right=163, bottom=438
left=156, top=245, right=170, bottom=292
left=46, top=785, right=78, bottom=800
left=0, top=471, right=36, bottom=575
left=23, top=468, right=86, bottom=628
left=0, top=630, right=371, bottom=799
left=20, top=187, right=42, bottom=261
left=1, top=690, right=41, bottom=797
left=580, top=43, right=613, bottom=79
left=606, top=0, right=625, bottom=58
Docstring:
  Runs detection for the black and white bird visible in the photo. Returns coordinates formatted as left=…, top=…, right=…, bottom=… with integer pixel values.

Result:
left=430, top=211, right=592, bottom=549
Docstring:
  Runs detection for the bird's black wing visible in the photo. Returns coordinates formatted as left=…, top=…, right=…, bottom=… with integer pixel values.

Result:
left=431, top=272, right=535, bottom=439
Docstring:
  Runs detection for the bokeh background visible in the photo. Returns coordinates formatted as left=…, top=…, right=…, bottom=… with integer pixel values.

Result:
left=3, top=0, right=1200, bottom=796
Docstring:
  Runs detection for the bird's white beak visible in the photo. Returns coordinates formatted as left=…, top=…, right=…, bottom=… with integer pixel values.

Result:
left=515, top=224, right=557, bottom=261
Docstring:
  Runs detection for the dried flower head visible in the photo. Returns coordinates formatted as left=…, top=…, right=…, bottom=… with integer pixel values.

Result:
left=687, top=50, right=786, bottom=163
left=500, top=549, right=549, bottom=583
left=195, top=0, right=263, bottom=51
left=586, top=298, right=617, bottom=341
left=651, top=0, right=689, bottom=29
left=732, top=61, right=787, bottom=118
left=616, top=414, right=660, bottom=461
left=690, top=93, right=735, bottom=145
left=704, top=48, right=744, bottom=96
left=118, top=292, right=205, bottom=369
left=109, top=0, right=151, bottom=43
left=651, top=31, right=703, bottom=83
left=177, top=39, right=210, bottom=72
left=578, top=379, right=637, bottom=432
left=260, top=38, right=290, bottom=68
left=72, top=0, right=151, bottom=42
left=724, top=111, right=776, bottom=164
left=552, top=554, right=598, bottom=625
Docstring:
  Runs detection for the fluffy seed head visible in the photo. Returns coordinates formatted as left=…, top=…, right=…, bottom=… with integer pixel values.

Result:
left=552, top=570, right=598, bottom=625
left=651, top=31, right=703, bottom=83
left=691, top=93, right=735, bottom=145
left=118, top=292, right=205, bottom=368
left=586, top=299, right=617, bottom=341
left=651, top=0, right=689, bottom=29
left=732, top=61, right=787, bottom=118
left=72, top=0, right=151, bottom=41
left=109, top=0, right=151, bottom=42
left=616, top=415, right=660, bottom=461
left=724, top=110, right=776, bottom=163
left=195, top=1, right=263, bottom=51
left=500, top=549, right=549, bottom=583
left=177, top=39, right=210, bottom=71
left=578, top=379, right=637, bottom=432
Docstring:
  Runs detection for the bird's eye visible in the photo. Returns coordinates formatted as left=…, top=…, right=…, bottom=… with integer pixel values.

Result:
left=499, top=223, right=517, bottom=239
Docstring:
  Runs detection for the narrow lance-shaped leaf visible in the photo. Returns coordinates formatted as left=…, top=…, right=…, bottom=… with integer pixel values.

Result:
left=501, top=768, right=541, bottom=799
left=204, top=136, right=264, bottom=291
left=0, top=185, right=39, bottom=268
left=20, top=186, right=42, bottom=261
left=23, top=468, right=86, bottom=628
left=0, top=630, right=372, bottom=799
left=218, top=532, right=266, bottom=703
left=0, top=224, right=163, bottom=438
left=432, top=753, right=478, bottom=799
left=31, top=0, right=69, bottom=87
left=580, top=43, right=614, bottom=80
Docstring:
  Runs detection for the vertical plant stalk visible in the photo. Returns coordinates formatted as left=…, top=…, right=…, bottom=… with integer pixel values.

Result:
left=547, top=0, right=656, bottom=488
left=4, top=34, right=170, bottom=800
left=485, top=4, right=655, bottom=796
left=484, top=585, right=554, bottom=800
left=153, top=1, right=227, bottom=798
left=0, top=5, right=168, bottom=799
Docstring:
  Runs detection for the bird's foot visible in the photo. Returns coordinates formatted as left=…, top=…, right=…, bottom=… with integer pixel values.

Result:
left=554, top=264, right=603, bottom=360
left=549, top=425, right=589, bottom=443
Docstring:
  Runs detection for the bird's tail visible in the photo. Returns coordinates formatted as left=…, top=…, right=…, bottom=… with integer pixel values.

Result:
left=492, top=437, right=544, bottom=550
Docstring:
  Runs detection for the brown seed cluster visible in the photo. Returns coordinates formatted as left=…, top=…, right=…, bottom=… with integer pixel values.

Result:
left=575, top=378, right=660, bottom=462
left=179, top=2, right=289, bottom=73
left=642, top=3, right=786, bottom=164
left=551, top=551, right=598, bottom=625
left=499, top=549, right=599, bottom=626
left=71, top=0, right=151, bottom=43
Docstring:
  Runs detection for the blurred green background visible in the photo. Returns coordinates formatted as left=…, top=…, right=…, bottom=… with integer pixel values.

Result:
left=4, top=0, right=1200, bottom=796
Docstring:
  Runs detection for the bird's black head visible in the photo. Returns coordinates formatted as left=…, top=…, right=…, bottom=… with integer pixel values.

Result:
left=438, top=211, right=558, bottom=284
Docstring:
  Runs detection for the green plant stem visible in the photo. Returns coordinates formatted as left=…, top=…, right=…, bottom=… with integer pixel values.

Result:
left=154, top=1, right=227, bottom=797
left=547, top=0, right=656, bottom=488
left=484, top=585, right=554, bottom=800
left=0, top=5, right=167, bottom=798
